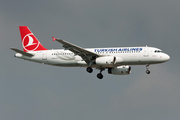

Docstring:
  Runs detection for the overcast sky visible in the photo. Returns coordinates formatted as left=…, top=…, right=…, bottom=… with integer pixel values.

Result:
left=0, top=0, right=180, bottom=120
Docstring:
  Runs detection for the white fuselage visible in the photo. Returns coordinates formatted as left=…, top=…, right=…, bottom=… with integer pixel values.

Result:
left=15, top=46, right=170, bottom=68
left=13, top=26, right=170, bottom=79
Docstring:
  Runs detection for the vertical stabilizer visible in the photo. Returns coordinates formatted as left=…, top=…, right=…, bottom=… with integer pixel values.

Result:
left=19, top=26, right=47, bottom=52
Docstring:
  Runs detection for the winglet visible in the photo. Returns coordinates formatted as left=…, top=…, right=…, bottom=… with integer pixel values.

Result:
left=52, top=37, right=57, bottom=41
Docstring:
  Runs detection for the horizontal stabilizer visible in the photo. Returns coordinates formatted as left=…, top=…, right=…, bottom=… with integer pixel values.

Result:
left=10, top=48, right=34, bottom=57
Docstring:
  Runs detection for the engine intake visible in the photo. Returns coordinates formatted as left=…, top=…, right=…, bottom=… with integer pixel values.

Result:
left=108, top=66, right=131, bottom=75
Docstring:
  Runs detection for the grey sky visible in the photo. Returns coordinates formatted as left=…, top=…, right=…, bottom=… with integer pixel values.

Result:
left=0, top=0, right=180, bottom=120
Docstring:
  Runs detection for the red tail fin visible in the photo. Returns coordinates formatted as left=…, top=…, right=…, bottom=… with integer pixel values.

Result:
left=19, top=26, right=48, bottom=52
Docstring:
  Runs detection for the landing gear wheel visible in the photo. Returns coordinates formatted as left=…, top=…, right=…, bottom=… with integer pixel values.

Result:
left=145, top=64, right=150, bottom=74
left=97, top=73, right=103, bottom=79
left=146, top=70, right=150, bottom=74
left=86, top=67, right=93, bottom=73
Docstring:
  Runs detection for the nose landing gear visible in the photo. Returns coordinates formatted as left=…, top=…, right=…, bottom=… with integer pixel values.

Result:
left=146, top=64, right=150, bottom=74
left=146, top=70, right=150, bottom=74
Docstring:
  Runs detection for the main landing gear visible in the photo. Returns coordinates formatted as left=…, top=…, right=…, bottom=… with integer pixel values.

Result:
left=86, top=67, right=93, bottom=73
left=86, top=67, right=104, bottom=79
left=146, top=64, right=150, bottom=74
left=97, top=69, right=105, bottom=79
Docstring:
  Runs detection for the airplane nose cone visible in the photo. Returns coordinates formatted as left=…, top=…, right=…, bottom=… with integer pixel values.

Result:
left=167, top=55, right=170, bottom=60
left=164, top=54, right=170, bottom=61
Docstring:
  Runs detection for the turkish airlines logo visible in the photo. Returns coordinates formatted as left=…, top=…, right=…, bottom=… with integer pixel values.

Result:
left=22, top=33, right=39, bottom=51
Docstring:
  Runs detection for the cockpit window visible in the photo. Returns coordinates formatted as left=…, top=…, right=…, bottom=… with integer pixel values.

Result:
left=154, top=50, right=162, bottom=53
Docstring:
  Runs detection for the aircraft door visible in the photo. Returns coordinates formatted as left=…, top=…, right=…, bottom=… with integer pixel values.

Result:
left=143, top=47, right=149, bottom=57
left=42, top=52, right=47, bottom=60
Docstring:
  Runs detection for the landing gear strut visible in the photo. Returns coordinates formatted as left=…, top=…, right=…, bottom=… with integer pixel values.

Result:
left=146, top=64, right=150, bottom=74
left=97, top=69, right=105, bottom=79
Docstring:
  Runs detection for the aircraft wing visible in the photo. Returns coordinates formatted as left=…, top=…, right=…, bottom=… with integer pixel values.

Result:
left=53, top=37, right=100, bottom=64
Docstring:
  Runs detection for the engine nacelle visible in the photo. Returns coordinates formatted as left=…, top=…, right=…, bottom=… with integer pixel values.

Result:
left=95, top=56, right=123, bottom=65
left=95, top=56, right=115, bottom=65
left=108, top=66, right=131, bottom=75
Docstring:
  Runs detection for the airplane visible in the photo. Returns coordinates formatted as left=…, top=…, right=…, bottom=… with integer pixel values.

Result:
left=11, top=26, right=170, bottom=79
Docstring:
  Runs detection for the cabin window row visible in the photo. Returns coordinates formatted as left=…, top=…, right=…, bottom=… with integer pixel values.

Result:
left=95, top=51, right=141, bottom=54
left=52, top=53, right=73, bottom=55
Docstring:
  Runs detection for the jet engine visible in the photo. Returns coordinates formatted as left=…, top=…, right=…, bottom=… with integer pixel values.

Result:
left=108, top=66, right=131, bottom=75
